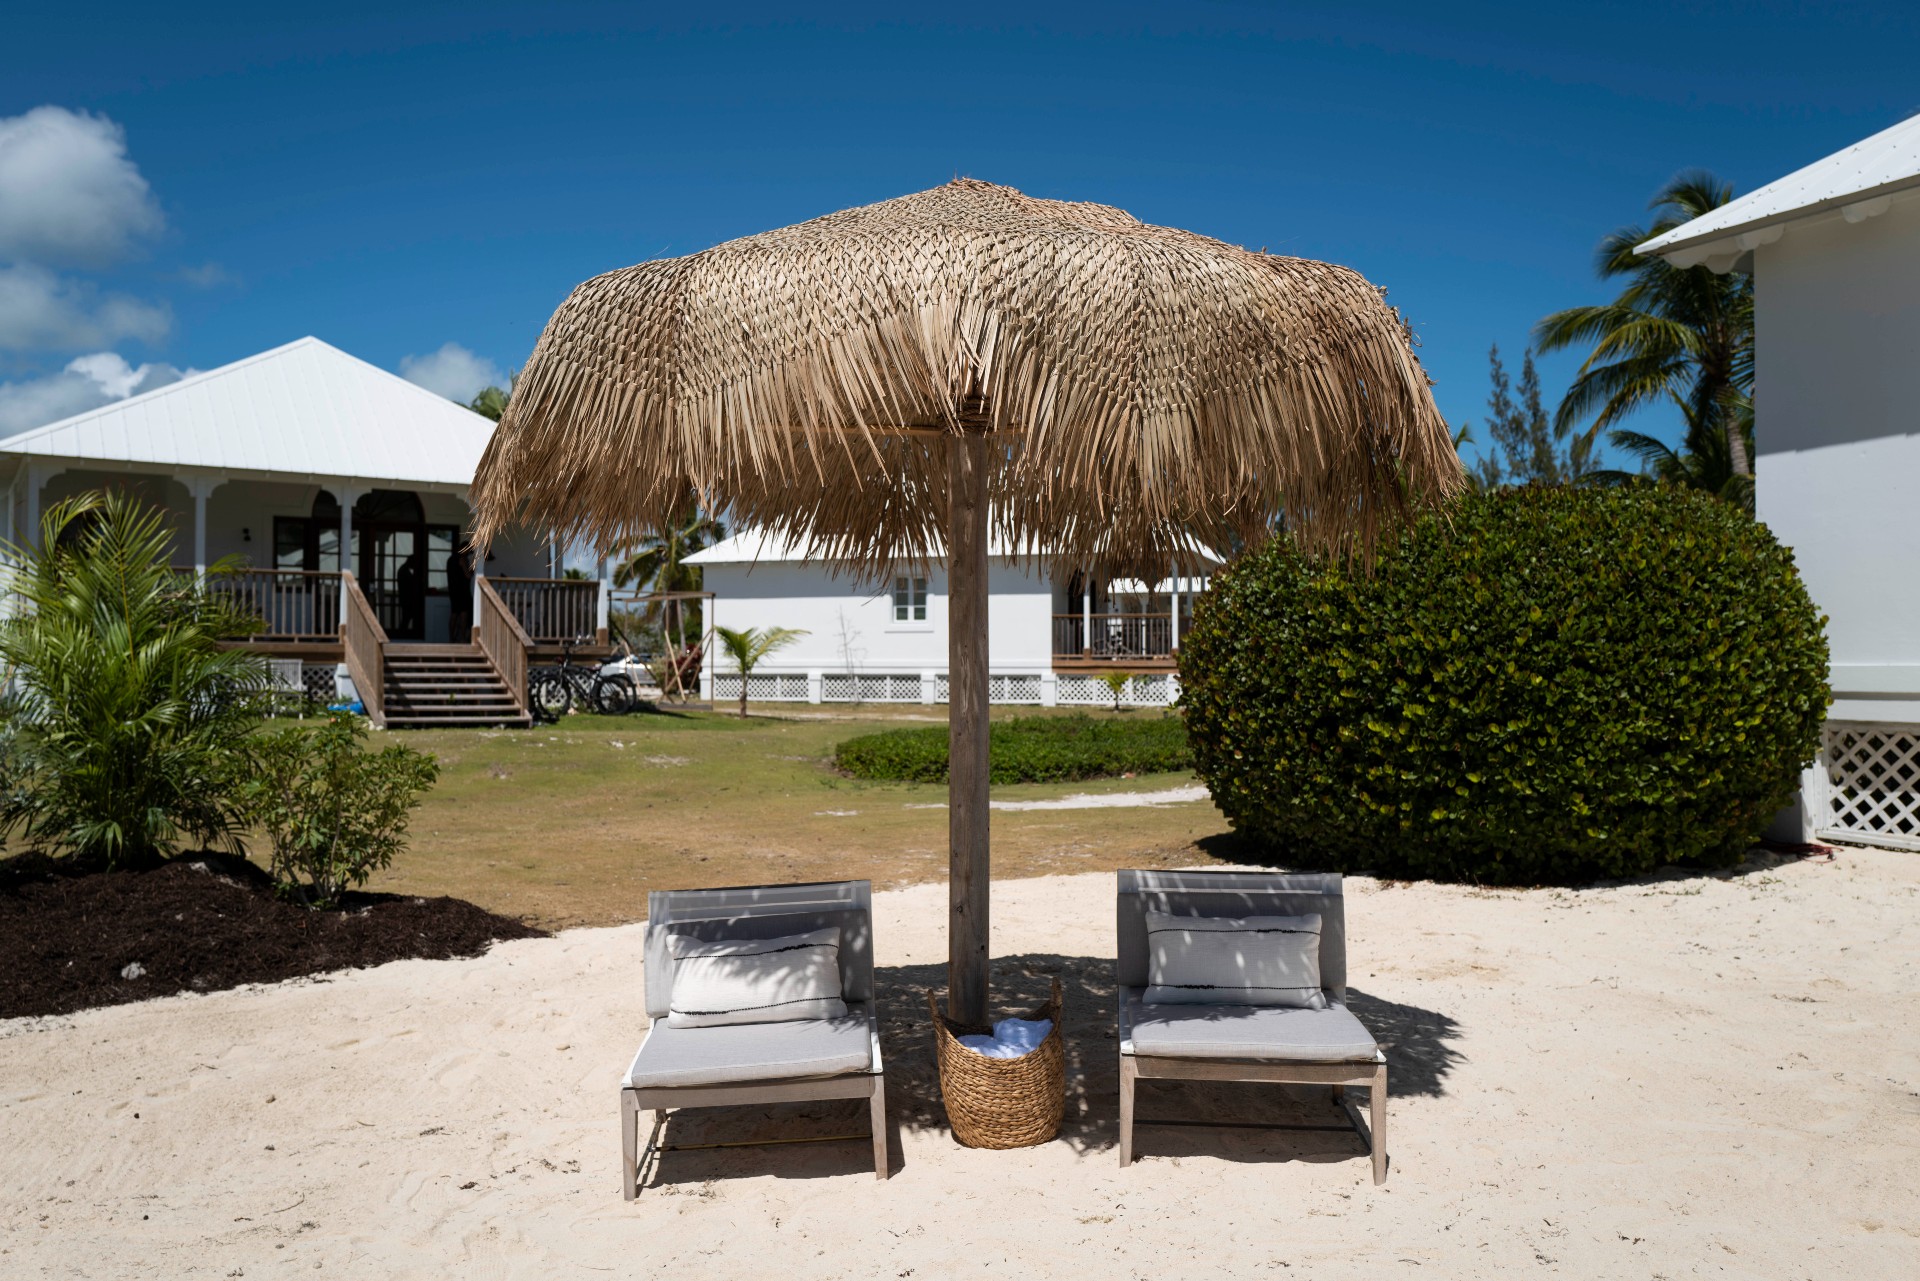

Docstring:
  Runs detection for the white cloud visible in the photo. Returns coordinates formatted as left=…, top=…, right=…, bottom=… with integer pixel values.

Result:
left=0, top=351, right=193, bottom=437
left=0, top=106, right=165, bottom=270
left=399, top=342, right=503, bottom=403
left=171, top=261, right=238, bottom=289
left=0, top=263, right=171, bottom=350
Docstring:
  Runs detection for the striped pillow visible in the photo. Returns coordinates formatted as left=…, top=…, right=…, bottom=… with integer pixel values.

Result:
left=665, top=925, right=848, bottom=1028
left=1143, top=911, right=1328, bottom=1009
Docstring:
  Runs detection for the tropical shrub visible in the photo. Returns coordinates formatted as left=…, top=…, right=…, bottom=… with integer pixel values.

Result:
left=240, top=713, right=440, bottom=907
left=0, top=492, right=270, bottom=868
left=836, top=713, right=1190, bottom=785
left=1179, top=485, right=1828, bottom=884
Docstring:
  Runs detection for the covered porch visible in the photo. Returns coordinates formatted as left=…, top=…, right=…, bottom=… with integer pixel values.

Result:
left=1050, top=572, right=1207, bottom=671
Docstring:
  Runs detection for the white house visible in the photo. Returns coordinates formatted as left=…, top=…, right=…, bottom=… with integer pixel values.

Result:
left=686, top=529, right=1219, bottom=708
left=0, top=337, right=611, bottom=728
left=1640, top=114, right=1920, bottom=849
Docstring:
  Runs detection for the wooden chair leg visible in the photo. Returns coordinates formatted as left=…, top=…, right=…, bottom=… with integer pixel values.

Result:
left=869, top=1076, right=890, bottom=1180
left=1331, top=1083, right=1345, bottom=1101
left=1370, top=1062, right=1388, bottom=1185
left=620, top=1089, right=639, bottom=1201
left=1118, top=1054, right=1137, bottom=1168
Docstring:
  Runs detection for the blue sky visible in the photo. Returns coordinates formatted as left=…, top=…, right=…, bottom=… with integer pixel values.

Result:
left=2, top=2, right=1915, bottom=471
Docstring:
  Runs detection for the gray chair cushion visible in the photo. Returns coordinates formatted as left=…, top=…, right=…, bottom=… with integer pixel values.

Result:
left=624, top=1003, right=875, bottom=1088
left=1123, top=991, right=1379, bottom=1063
left=645, top=881, right=874, bottom=1018
left=665, top=925, right=848, bottom=1028
left=1143, top=910, right=1328, bottom=1009
left=1117, top=870, right=1348, bottom=998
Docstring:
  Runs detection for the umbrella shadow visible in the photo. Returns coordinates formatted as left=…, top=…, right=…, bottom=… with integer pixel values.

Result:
left=872, top=952, right=1462, bottom=1157
left=641, top=952, right=1462, bottom=1186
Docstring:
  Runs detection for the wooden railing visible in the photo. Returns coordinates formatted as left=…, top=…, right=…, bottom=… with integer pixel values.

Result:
left=340, top=570, right=388, bottom=728
left=1052, top=613, right=1177, bottom=662
left=475, top=577, right=532, bottom=720
left=203, top=568, right=343, bottom=640
left=490, top=576, right=601, bottom=644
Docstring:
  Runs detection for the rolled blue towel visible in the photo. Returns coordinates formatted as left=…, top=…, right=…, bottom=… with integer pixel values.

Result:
left=955, top=1017, right=1054, bottom=1059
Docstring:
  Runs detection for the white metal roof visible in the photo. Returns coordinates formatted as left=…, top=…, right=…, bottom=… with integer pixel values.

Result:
left=0, top=336, right=499, bottom=489
left=1638, top=113, right=1920, bottom=266
left=688, top=526, right=1225, bottom=567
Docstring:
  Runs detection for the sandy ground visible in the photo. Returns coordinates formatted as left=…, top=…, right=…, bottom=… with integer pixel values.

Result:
left=3, top=848, right=1917, bottom=1280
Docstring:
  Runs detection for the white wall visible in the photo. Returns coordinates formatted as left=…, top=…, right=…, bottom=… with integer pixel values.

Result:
left=1754, top=191, right=1920, bottom=723
left=700, top=557, right=1057, bottom=674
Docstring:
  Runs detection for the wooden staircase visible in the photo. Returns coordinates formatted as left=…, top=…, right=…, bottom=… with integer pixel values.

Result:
left=382, top=644, right=531, bottom=728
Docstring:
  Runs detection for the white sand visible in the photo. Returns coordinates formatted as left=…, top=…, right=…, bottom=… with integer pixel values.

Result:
left=4, top=849, right=1917, bottom=1279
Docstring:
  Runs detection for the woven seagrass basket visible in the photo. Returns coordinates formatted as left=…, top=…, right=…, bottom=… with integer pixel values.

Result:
left=926, top=977, right=1066, bottom=1149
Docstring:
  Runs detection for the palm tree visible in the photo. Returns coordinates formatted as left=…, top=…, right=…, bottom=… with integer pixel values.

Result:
left=612, top=509, right=726, bottom=645
left=1535, top=171, right=1754, bottom=507
left=713, top=625, right=806, bottom=717
left=0, top=491, right=271, bottom=867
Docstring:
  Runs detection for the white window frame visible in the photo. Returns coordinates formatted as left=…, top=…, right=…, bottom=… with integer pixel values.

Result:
left=889, top=575, right=930, bottom=629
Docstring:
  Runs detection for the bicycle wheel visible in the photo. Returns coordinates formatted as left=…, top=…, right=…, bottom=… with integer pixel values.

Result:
left=529, top=670, right=571, bottom=721
left=592, top=675, right=635, bottom=716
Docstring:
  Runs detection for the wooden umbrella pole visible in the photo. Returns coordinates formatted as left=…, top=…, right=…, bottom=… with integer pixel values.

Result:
left=946, top=428, right=992, bottom=1028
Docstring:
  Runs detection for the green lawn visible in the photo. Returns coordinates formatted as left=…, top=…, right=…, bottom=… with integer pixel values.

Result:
left=365, top=704, right=1233, bottom=927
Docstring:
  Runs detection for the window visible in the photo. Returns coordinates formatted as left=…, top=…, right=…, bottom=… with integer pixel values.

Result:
left=272, top=517, right=341, bottom=573
left=426, top=526, right=459, bottom=593
left=892, top=575, right=928, bottom=622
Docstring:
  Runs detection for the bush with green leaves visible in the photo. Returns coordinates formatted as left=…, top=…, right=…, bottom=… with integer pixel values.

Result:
left=1179, top=485, right=1829, bottom=884
left=240, top=713, right=440, bottom=907
left=0, top=491, right=270, bottom=868
left=836, top=713, right=1190, bottom=785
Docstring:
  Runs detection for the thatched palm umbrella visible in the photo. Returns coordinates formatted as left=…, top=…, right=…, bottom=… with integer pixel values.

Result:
left=471, top=179, right=1462, bottom=1025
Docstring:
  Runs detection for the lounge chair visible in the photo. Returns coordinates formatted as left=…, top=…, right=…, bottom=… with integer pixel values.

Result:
left=1114, top=869, right=1388, bottom=1182
left=620, top=880, right=888, bottom=1199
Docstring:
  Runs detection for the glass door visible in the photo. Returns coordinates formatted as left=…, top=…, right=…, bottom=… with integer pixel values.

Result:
left=363, top=526, right=424, bottom=640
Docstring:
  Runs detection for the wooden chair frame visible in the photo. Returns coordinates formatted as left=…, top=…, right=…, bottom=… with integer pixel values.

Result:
left=621, top=1006, right=887, bottom=1199
left=621, top=880, right=889, bottom=1199
left=1114, top=869, right=1388, bottom=1183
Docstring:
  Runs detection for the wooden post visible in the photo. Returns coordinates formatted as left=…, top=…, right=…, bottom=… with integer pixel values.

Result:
left=947, top=430, right=992, bottom=1027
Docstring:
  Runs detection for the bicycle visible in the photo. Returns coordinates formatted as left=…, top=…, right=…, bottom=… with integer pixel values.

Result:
left=528, top=637, right=637, bottom=721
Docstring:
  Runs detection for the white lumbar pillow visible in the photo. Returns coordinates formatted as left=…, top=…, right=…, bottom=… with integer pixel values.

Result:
left=1143, top=911, right=1328, bottom=1009
left=665, top=925, right=848, bottom=1028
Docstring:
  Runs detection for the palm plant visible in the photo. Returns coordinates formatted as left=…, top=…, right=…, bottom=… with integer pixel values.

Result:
left=0, top=491, right=271, bottom=868
left=713, top=624, right=806, bottom=716
left=612, top=508, right=726, bottom=644
left=1535, top=171, right=1754, bottom=509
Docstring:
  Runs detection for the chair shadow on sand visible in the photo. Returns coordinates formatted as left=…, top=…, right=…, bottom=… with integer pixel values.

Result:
left=637, top=952, right=1461, bottom=1189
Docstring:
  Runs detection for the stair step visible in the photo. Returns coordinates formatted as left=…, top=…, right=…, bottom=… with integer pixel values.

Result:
left=386, top=714, right=532, bottom=727
left=385, top=679, right=506, bottom=690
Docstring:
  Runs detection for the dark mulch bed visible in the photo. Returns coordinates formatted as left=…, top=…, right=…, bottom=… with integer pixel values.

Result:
left=0, top=851, right=548, bottom=1020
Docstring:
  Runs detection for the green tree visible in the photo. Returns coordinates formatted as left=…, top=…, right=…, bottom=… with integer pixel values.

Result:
left=467, top=379, right=514, bottom=422
left=1469, top=344, right=1599, bottom=488
left=0, top=491, right=270, bottom=867
left=613, top=509, right=726, bottom=645
left=1535, top=171, right=1754, bottom=510
left=713, top=625, right=806, bottom=716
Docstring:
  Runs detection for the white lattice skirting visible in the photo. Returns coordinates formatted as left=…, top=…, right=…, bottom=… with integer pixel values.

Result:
left=709, top=671, right=1180, bottom=708
left=1812, top=721, right=1920, bottom=851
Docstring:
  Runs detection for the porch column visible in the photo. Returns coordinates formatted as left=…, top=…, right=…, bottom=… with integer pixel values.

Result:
left=336, top=485, right=366, bottom=580
left=184, top=475, right=224, bottom=579
left=24, top=463, right=63, bottom=549
left=1170, top=562, right=1181, bottom=651
left=595, top=554, right=612, bottom=644
left=1081, top=575, right=1091, bottom=658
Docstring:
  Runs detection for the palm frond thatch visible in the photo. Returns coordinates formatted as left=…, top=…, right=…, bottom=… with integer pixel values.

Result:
left=470, top=179, right=1463, bottom=576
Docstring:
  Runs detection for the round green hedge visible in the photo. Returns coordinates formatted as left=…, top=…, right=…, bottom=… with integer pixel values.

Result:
left=1179, top=485, right=1829, bottom=884
left=835, top=714, right=1189, bottom=784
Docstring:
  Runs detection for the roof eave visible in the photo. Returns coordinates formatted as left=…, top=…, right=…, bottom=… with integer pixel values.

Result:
left=1638, top=174, right=1920, bottom=265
